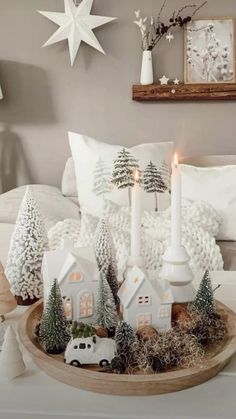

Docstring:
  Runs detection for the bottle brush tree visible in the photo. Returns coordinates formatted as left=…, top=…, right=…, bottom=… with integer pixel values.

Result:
left=142, top=161, right=167, bottom=211
left=39, top=279, right=71, bottom=354
left=94, top=218, right=119, bottom=305
left=71, top=322, right=96, bottom=339
left=5, top=187, right=48, bottom=305
left=112, top=148, right=140, bottom=206
left=115, top=321, right=136, bottom=355
left=191, top=270, right=216, bottom=317
left=0, top=262, right=17, bottom=322
left=96, top=272, right=118, bottom=331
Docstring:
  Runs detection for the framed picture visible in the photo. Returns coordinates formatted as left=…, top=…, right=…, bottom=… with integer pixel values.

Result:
left=184, top=18, right=235, bottom=84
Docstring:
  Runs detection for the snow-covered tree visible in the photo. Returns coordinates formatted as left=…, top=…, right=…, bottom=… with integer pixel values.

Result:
left=39, top=279, right=70, bottom=354
left=112, top=148, right=139, bottom=206
left=5, top=187, right=48, bottom=304
left=0, top=326, right=25, bottom=380
left=0, top=262, right=17, bottom=321
left=96, top=272, right=118, bottom=330
left=115, top=321, right=136, bottom=354
left=94, top=218, right=119, bottom=305
left=142, top=161, right=167, bottom=211
left=92, top=157, right=113, bottom=199
left=159, top=160, right=171, bottom=193
left=191, top=270, right=216, bottom=317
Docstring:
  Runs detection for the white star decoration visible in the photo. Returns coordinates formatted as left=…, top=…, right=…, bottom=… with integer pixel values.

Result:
left=166, top=32, right=174, bottom=43
left=159, top=75, right=169, bottom=85
left=173, top=78, right=180, bottom=85
left=38, top=0, right=116, bottom=66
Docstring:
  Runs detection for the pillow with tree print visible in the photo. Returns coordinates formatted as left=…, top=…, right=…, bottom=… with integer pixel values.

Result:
left=69, top=132, right=173, bottom=217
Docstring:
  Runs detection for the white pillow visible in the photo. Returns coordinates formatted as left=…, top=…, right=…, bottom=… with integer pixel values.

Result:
left=180, top=164, right=236, bottom=240
left=69, top=132, right=173, bottom=216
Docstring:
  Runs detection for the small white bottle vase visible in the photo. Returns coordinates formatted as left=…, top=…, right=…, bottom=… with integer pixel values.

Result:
left=140, top=50, right=153, bottom=85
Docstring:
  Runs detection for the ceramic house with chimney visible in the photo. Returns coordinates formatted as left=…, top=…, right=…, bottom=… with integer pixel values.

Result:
left=118, top=266, right=173, bottom=331
left=42, top=241, right=100, bottom=324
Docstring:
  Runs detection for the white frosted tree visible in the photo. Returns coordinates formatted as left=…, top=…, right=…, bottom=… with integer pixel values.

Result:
left=92, top=157, right=113, bottom=199
left=159, top=160, right=171, bottom=193
left=0, top=326, right=25, bottom=380
left=0, top=262, right=17, bottom=322
left=96, top=272, right=118, bottom=330
left=112, top=148, right=139, bottom=206
left=94, top=218, right=119, bottom=305
left=6, top=187, right=48, bottom=305
left=142, top=161, right=167, bottom=211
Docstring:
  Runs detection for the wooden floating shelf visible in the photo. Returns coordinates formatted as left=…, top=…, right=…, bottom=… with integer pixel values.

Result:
left=132, top=83, right=236, bottom=101
left=18, top=299, right=236, bottom=396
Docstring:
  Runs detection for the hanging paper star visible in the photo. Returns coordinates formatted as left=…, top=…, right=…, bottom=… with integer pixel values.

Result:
left=38, top=0, right=116, bottom=66
left=166, top=32, right=174, bottom=43
left=173, top=78, right=180, bottom=85
left=159, top=75, right=169, bottom=85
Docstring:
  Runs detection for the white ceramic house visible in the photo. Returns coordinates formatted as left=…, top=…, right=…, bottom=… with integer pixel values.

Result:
left=118, top=266, right=173, bottom=331
left=42, top=241, right=100, bottom=324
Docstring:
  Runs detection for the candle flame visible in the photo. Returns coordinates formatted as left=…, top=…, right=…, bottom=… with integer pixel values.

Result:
left=174, top=152, right=178, bottom=167
left=134, top=169, right=139, bottom=182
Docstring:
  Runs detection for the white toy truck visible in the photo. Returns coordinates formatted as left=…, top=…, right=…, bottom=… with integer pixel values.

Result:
left=64, top=335, right=117, bottom=368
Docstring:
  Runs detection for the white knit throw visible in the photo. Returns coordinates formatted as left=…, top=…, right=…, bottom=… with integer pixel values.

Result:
left=48, top=200, right=224, bottom=276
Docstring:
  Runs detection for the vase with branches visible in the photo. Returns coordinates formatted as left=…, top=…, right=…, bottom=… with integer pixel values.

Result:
left=134, top=0, right=207, bottom=85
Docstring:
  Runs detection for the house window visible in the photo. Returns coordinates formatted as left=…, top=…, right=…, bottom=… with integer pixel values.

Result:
left=62, top=296, right=72, bottom=321
left=137, top=313, right=152, bottom=328
left=137, top=295, right=151, bottom=306
left=68, top=272, right=83, bottom=283
left=78, top=291, right=93, bottom=318
left=160, top=307, right=169, bottom=319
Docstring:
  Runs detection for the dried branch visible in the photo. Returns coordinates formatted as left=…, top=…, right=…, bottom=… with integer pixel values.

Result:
left=134, top=1, right=207, bottom=51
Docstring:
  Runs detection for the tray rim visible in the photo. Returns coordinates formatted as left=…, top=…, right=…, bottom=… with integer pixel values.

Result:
left=18, top=299, right=236, bottom=395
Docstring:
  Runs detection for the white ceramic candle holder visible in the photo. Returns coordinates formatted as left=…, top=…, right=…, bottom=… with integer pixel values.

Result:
left=160, top=245, right=196, bottom=303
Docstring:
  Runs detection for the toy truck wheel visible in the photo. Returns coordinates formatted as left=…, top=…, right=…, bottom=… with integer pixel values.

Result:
left=70, top=360, right=81, bottom=368
left=99, top=359, right=110, bottom=367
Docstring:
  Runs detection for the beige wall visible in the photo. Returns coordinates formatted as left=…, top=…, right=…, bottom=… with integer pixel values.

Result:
left=0, top=0, right=236, bottom=191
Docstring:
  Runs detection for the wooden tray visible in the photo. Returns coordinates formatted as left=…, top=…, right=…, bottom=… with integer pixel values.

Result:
left=18, top=299, right=236, bottom=396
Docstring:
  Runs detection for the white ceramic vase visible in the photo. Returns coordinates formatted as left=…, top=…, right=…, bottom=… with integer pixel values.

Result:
left=140, top=50, right=153, bottom=85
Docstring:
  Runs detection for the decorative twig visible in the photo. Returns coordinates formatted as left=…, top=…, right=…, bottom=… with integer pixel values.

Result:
left=157, top=0, right=167, bottom=25
left=191, top=0, right=208, bottom=18
left=134, top=1, right=207, bottom=51
left=213, top=284, right=222, bottom=293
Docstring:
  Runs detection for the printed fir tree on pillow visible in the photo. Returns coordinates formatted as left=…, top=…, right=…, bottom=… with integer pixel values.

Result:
left=92, top=147, right=171, bottom=211
left=6, top=187, right=48, bottom=305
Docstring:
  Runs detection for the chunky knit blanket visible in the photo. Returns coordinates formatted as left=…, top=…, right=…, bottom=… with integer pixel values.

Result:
left=48, top=200, right=224, bottom=277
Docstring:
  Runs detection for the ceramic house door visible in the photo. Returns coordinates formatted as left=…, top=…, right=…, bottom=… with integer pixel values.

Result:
left=78, top=290, right=94, bottom=319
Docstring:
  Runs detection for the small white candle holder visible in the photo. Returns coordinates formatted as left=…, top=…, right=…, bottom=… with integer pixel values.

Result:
left=160, top=245, right=196, bottom=303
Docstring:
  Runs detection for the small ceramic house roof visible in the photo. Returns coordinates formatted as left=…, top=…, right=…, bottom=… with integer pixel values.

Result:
left=42, top=244, right=99, bottom=287
left=58, top=250, right=99, bottom=285
left=118, top=266, right=173, bottom=308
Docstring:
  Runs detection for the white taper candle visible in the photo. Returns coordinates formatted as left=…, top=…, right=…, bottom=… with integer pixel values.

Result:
left=171, top=153, right=181, bottom=248
left=131, top=170, right=141, bottom=259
